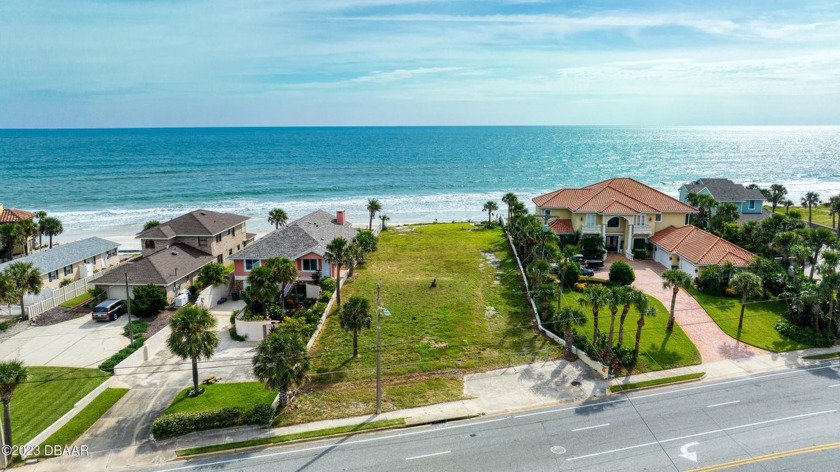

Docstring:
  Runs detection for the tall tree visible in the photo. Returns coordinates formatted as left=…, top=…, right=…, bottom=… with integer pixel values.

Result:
left=244, top=266, right=280, bottom=319
left=339, top=296, right=372, bottom=358
left=578, top=284, right=610, bottom=343
left=264, top=257, right=298, bottom=314
left=143, top=220, right=160, bottom=231
left=16, top=220, right=38, bottom=255
left=252, top=331, right=310, bottom=409
left=783, top=199, right=794, bottom=214
left=613, top=286, right=644, bottom=347
left=711, top=203, right=740, bottom=233
left=167, top=305, right=219, bottom=396
left=379, top=214, right=390, bottom=231
left=831, top=197, right=840, bottom=237
left=41, top=216, right=63, bottom=248
left=769, top=184, right=788, bottom=213
left=502, top=192, right=519, bottom=223
left=34, top=210, right=47, bottom=248
left=267, top=208, right=289, bottom=230
left=0, top=224, right=24, bottom=261
left=801, top=191, right=820, bottom=224
left=771, top=231, right=800, bottom=269
left=551, top=306, right=587, bottom=361
left=661, top=269, right=695, bottom=332
left=5, top=261, right=42, bottom=320
left=804, top=228, right=836, bottom=280
left=366, top=199, right=382, bottom=231
left=728, top=272, right=763, bottom=334
left=482, top=200, right=499, bottom=225
left=324, top=237, right=350, bottom=306
left=196, top=262, right=227, bottom=288
left=633, top=306, right=656, bottom=359
left=0, top=360, right=27, bottom=461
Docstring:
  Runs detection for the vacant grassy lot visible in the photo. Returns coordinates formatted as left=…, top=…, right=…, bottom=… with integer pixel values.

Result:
left=768, top=205, right=838, bottom=229
left=310, top=223, right=560, bottom=382
left=4, top=367, right=109, bottom=445
left=560, top=289, right=701, bottom=373
left=41, top=388, right=128, bottom=449
left=165, top=382, right=277, bottom=415
left=689, top=289, right=809, bottom=352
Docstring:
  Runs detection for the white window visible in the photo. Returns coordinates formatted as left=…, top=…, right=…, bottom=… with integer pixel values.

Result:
left=302, top=259, right=319, bottom=271
left=48, top=270, right=59, bottom=281
left=634, top=215, right=646, bottom=226
left=64, top=265, right=73, bottom=276
left=585, top=214, right=597, bottom=226
left=655, top=214, right=662, bottom=222
left=245, top=259, right=260, bottom=271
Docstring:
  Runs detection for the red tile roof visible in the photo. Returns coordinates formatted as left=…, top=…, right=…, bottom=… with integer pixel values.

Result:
left=649, top=225, right=755, bottom=266
left=0, top=208, right=35, bottom=223
left=533, top=178, right=696, bottom=213
left=549, top=219, right=575, bottom=234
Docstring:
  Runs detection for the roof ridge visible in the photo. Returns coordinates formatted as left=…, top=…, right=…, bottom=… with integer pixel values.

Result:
left=622, top=177, right=695, bottom=211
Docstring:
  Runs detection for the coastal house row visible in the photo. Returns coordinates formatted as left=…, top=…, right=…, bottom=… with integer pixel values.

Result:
left=678, top=178, right=768, bottom=223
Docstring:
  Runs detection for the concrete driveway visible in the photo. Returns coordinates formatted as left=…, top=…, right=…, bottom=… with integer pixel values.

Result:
left=0, top=315, right=130, bottom=368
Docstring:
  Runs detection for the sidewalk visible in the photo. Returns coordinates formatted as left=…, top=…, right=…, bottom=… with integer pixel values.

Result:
left=24, top=346, right=840, bottom=472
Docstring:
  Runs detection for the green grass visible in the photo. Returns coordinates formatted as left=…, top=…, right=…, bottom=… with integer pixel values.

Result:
left=688, top=289, right=810, bottom=352
left=165, top=382, right=277, bottom=415
left=40, top=388, right=128, bottom=449
left=560, top=289, right=701, bottom=373
left=274, top=374, right=464, bottom=426
left=609, top=372, right=705, bottom=393
left=310, top=223, right=561, bottom=382
left=59, top=292, right=92, bottom=309
left=2, top=367, right=110, bottom=445
left=175, top=418, right=406, bottom=457
left=802, top=352, right=840, bottom=360
left=767, top=205, right=837, bottom=228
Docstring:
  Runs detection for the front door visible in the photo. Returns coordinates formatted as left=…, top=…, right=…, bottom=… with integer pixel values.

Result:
left=605, top=236, right=619, bottom=252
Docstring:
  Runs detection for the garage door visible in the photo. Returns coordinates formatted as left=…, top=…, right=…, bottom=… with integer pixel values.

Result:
left=107, top=286, right=133, bottom=300
left=679, top=258, right=698, bottom=276
left=654, top=246, right=672, bottom=269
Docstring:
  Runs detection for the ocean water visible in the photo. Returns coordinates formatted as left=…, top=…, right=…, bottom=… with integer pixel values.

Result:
left=1, top=126, right=839, bottom=239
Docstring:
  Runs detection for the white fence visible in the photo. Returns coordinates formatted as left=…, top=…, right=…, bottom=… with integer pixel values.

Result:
left=306, top=271, right=349, bottom=351
left=26, top=275, right=99, bottom=320
left=112, top=325, right=173, bottom=376
left=504, top=230, right=611, bottom=379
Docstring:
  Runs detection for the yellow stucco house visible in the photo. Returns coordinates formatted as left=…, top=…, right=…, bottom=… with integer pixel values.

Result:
left=532, top=178, right=697, bottom=260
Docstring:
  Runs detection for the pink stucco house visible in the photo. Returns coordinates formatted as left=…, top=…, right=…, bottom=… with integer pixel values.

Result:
left=228, top=210, right=357, bottom=297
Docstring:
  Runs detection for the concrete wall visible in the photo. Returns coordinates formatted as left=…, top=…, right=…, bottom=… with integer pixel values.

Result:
left=235, top=315, right=273, bottom=342
left=196, top=283, right=229, bottom=309
left=113, top=325, right=172, bottom=375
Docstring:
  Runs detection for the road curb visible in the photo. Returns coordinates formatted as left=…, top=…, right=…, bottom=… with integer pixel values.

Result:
left=608, top=372, right=706, bottom=394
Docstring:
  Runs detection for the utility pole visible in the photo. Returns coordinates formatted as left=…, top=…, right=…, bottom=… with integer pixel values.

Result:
left=125, top=272, right=134, bottom=347
left=375, top=279, right=382, bottom=414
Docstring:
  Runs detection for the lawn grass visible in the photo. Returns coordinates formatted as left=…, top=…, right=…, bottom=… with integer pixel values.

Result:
left=175, top=418, right=406, bottom=457
left=688, top=289, right=809, bottom=352
left=40, top=388, right=128, bottom=449
left=59, top=292, right=92, bottom=309
left=767, top=205, right=838, bottom=229
left=309, top=223, right=560, bottom=383
left=165, top=382, right=277, bottom=415
left=274, top=373, right=464, bottom=427
left=609, top=372, right=705, bottom=393
left=3, top=367, right=110, bottom=445
left=801, top=352, right=840, bottom=360
left=560, top=289, right=701, bottom=373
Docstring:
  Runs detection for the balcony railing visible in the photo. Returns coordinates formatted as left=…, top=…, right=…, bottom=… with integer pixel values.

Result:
left=582, top=225, right=601, bottom=234
left=633, top=225, right=652, bottom=234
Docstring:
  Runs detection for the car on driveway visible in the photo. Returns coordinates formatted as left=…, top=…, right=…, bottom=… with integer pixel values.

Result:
left=91, top=299, right=126, bottom=321
left=580, top=266, right=595, bottom=276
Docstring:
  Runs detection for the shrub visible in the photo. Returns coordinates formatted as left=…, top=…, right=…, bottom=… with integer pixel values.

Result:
left=608, top=261, right=635, bottom=286
left=151, top=407, right=243, bottom=439
left=774, top=320, right=835, bottom=348
left=632, top=250, right=648, bottom=260
left=196, top=262, right=227, bottom=288
left=556, top=261, right=580, bottom=287
left=230, top=310, right=238, bottom=326
left=698, top=265, right=725, bottom=295
left=318, top=291, right=331, bottom=303
left=59, top=278, right=74, bottom=287
left=99, top=338, right=145, bottom=372
left=229, top=326, right=247, bottom=342
left=131, top=283, right=167, bottom=317
left=579, top=234, right=606, bottom=260
left=123, top=320, right=149, bottom=339
left=320, top=277, right=336, bottom=293
left=0, top=319, right=16, bottom=331
left=578, top=277, right=619, bottom=287
left=573, top=282, right=588, bottom=292
left=244, top=404, right=275, bottom=425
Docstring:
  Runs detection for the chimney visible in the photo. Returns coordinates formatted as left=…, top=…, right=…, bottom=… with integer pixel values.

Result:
left=336, top=210, right=346, bottom=225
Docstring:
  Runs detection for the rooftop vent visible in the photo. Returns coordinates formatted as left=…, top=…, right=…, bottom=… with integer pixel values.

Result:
left=171, top=248, right=179, bottom=256
left=200, top=211, right=206, bottom=216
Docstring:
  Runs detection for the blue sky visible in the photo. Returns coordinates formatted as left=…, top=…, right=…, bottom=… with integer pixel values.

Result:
left=2, top=0, right=839, bottom=127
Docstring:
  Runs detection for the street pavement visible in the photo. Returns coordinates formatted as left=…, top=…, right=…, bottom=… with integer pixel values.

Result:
left=141, top=360, right=840, bottom=472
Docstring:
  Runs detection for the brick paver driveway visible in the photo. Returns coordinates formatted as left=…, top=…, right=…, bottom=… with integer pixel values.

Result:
left=594, top=256, right=769, bottom=362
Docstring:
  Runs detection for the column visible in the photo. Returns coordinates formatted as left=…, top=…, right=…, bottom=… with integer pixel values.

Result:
left=627, top=224, right=634, bottom=259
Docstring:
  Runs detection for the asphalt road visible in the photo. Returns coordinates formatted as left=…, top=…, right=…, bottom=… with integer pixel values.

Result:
left=148, top=362, right=840, bottom=472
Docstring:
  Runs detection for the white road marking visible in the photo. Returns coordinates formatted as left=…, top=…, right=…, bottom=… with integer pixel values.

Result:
left=405, top=450, right=451, bottom=461
left=515, top=399, right=626, bottom=418
left=571, top=423, right=610, bottom=432
left=565, top=409, right=837, bottom=462
left=707, top=400, right=740, bottom=408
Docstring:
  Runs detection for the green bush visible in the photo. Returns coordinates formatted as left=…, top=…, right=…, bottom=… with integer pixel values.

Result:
left=318, top=291, right=331, bottom=303
left=151, top=404, right=274, bottom=439
left=229, top=326, right=247, bottom=342
left=131, top=284, right=167, bottom=317
left=608, top=261, right=635, bottom=286
left=99, top=338, right=145, bottom=372
left=578, top=276, right=619, bottom=287
left=556, top=261, right=580, bottom=287
left=230, top=310, right=238, bottom=326
left=320, top=277, right=336, bottom=293
left=774, top=320, right=835, bottom=348
left=243, top=404, right=275, bottom=425
left=632, top=250, right=648, bottom=260
left=123, top=320, right=149, bottom=339
left=0, top=319, right=16, bottom=331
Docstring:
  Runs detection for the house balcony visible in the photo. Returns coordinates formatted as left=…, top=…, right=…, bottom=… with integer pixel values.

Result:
left=581, top=225, right=601, bottom=234
left=633, top=225, right=652, bottom=235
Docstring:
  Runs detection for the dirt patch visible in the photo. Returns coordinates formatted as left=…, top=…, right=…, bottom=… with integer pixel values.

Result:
left=421, top=336, right=449, bottom=349
left=144, top=309, right=176, bottom=338
left=484, top=306, right=498, bottom=319
left=31, top=306, right=89, bottom=326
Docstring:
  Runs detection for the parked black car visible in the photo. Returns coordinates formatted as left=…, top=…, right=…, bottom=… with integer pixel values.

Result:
left=584, top=259, right=605, bottom=269
left=91, top=299, right=126, bottom=321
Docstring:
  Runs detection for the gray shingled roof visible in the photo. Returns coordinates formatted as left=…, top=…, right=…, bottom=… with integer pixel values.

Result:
left=229, top=210, right=358, bottom=261
left=136, top=209, right=249, bottom=239
left=684, top=179, right=765, bottom=202
left=94, top=243, right=213, bottom=286
left=0, top=237, right=119, bottom=275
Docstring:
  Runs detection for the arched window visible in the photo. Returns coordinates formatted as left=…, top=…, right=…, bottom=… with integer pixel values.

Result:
left=607, top=217, right=620, bottom=228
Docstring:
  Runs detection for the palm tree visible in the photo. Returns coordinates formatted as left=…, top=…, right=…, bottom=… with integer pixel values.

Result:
left=695, top=194, right=718, bottom=229
left=34, top=210, right=47, bottom=248
left=772, top=231, right=800, bottom=268
left=611, top=286, right=640, bottom=347
left=0, top=224, right=24, bottom=261
left=578, top=284, right=610, bottom=343
left=728, top=272, right=763, bottom=334
left=551, top=306, right=587, bottom=361
left=502, top=193, right=519, bottom=223
left=633, top=305, right=656, bottom=359
left=769, top=184, right=788, bottom=213
left=252, top=330, right=310, bottom=409
left=244, top=266, right=279, bottom=319
left=366, top=199, right=382, bottom=231
left=831, top=197, right=840, bottom=237
left=482, top=200, right=499, bottom=225
left=41, top=216, right=63, bottom=248
left=805, top=228, right=836, bottom=280
left=801, top=192, right=820, bottom=224
left=606, top=287, right=626, bottom=348
left=527, top=260, right=551, bottom=288
left=554, top=245, right=575, bottom=312
left=661, top=269, right=695, bottom=332
left=0, top=271, right=16, bottom=314
left=783, top=199, right=794, bottom=214
left=0, top=360, right=27, bottom=461
left=324, top=237, right=350, bottom=306
left=339, top=296, right=372, bottom=358
left=167, top=305, right=219, bottom=396
left=143, top=220, right=160, bottom=231
left=6, top=261, right=42, bottom=320
left=17, top=220, right=38, bottom=255
left=379, top=214, right=390, bottom=231
left=791, top=243, right=810, bottom=275
left=267, top=208, right=288, bottom=230
left=264, top=257, right=298, bottom=314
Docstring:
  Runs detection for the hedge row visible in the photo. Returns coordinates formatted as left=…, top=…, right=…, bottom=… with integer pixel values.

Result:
left=99, top=338, right=145, bottom=372
left=151, top=404, right=274, bottom=439
left=774, top=320, right=835, bottom=348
